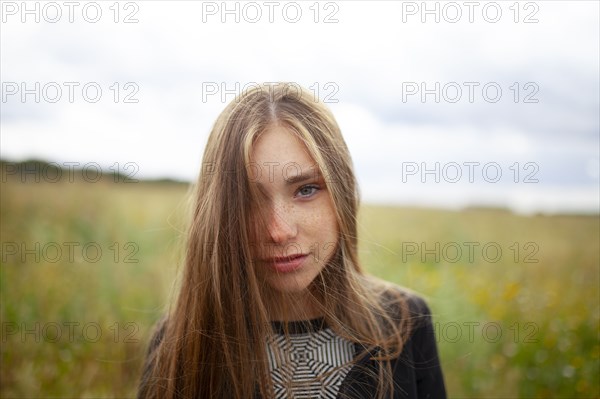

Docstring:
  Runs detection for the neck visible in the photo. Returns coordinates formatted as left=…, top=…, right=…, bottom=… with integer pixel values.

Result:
left=264, top=289, right=324, bottom=321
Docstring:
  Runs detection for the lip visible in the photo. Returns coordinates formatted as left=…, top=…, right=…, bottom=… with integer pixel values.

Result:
left=262, top=254, right=308, bottom=273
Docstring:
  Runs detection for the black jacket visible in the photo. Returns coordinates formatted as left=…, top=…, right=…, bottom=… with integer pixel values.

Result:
left=138, top=292, right=446, bottom=399
left=337, top=294, right=446, bottom=399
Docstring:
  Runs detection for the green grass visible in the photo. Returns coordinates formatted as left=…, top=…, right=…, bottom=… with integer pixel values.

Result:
left=1, top=180, right=598, bottom=398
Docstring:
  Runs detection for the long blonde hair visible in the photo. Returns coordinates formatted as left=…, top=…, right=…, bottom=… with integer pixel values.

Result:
left=139, top=83, right=414, bottom=399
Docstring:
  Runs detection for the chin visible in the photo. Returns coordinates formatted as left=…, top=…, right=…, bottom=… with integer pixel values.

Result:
left=265, top=276, right=314, bottom=295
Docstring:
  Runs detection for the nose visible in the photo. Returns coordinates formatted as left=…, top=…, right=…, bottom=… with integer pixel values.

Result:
left=266, top=205, right=297, bottom=244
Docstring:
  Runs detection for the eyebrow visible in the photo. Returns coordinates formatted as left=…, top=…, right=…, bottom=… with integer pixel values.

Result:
left=253, top=168, right=323, bottom=187
left=285, top=169, right=322, bottom=185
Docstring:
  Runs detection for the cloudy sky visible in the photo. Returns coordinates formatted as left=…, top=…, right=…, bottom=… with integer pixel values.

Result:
left=1, top=0, right=598, bottom=214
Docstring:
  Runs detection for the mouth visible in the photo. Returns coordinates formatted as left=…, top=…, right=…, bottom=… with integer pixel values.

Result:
left=262, top=253, right=309, bottom=273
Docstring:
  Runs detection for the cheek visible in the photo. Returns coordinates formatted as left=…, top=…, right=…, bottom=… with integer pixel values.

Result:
left=304, top=202, right=339, bottom=245
left=320, top=213, right=338, bottom=239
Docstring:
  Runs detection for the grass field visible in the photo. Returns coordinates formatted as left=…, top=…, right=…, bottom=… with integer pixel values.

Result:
left=1, top=178, right=598, bottom=398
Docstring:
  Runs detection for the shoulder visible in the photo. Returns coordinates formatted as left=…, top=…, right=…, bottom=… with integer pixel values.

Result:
left=364, top=276, right=433, bottom=330
left=378, top=286, right=447, bottom=398
left=381, top=283, right=430, bottom=314
left=339, top=279, right=447, bottom=398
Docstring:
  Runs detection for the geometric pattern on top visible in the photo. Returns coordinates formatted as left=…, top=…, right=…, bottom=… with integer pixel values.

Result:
left=266, top=327, right=356, bottom=399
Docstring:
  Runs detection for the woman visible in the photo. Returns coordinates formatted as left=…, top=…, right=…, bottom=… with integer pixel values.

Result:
left=138, top=82, right=446, bottom=399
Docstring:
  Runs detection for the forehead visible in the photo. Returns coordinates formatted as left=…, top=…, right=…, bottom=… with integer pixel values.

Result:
left=250, top=125, right=315, bottom=170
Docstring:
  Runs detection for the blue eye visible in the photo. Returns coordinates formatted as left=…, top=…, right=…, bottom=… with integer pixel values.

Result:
left=296, top=184, right=319, bottom=198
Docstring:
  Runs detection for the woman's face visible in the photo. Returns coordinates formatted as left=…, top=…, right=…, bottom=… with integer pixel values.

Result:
left=249, top=125, right=339, bottom=295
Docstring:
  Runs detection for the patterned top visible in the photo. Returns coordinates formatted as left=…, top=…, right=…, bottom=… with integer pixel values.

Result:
left=137, top=292, right=447, bottom=399
left=266, top=318, right=356, bottom=399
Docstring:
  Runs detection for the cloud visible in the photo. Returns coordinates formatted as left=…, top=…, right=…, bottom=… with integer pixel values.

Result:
left=1, top=0, right=598, bottom=213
